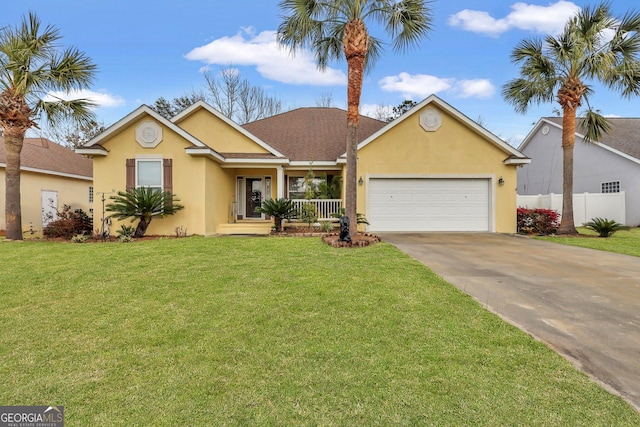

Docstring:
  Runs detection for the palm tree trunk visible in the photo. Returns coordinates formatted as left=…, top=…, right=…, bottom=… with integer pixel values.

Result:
left=134, top=217, right=151, bottom=238
left=558, top=110, right=578, bottom=235
left=4, top=132, right=24, bottom=240
left=344, top=19, right=368, bottom=237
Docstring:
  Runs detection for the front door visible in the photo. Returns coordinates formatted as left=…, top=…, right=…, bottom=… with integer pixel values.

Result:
left=245, top=178, right=263, bottom=219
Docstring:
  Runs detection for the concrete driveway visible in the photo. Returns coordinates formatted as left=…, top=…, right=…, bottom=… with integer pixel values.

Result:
left=381, top=233, right=640, bottom=411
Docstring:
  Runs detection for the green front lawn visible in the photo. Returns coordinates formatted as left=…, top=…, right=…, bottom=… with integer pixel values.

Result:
left=537, top=227, right=640, bottom=257
left=1, top=237, right=637, bottom=425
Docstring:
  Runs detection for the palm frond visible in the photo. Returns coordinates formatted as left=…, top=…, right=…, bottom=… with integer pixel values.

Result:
left=580, top=109, right=611, bottom=143
left=34, top=97, right=97, bottom=128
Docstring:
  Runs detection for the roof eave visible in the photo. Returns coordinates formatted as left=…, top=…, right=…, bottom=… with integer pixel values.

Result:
left=75, top=147, right=109, bottom=156
left=504, top=158, right=531, bottom=165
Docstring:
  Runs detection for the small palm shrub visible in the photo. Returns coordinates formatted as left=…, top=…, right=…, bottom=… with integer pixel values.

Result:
left=116, top=225, right=135, bottom=241
left=584, top=217, right=622, bottom=237
left=256, top=198, right=297, bottom=232
left=106, top=187, right=184, bottom=238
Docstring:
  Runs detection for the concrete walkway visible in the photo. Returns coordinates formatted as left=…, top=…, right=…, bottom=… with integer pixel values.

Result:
left=381, top=233, right=640, bottom=411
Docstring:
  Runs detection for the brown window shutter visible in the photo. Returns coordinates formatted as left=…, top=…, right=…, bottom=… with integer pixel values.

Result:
left=126, top=159, right=135, bottom=192
left=163, top=159, right=173, bottom=194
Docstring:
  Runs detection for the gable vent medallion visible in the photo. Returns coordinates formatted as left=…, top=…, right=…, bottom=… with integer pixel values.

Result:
left=135, top=121, right=163, bottom=148
left=420, top=108, right=442, bottom=132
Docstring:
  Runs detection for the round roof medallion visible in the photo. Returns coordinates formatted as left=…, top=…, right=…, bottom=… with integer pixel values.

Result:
left=420, top=108, right=442, bottom=132
left=135, top=121, right=163, bottom=148
left=542, top=125, right=550, bottom=135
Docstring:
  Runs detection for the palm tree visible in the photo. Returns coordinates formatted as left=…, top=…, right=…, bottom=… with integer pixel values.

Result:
left=503, top=3, right=640, bottom=235
left=106, top=187, right=184, bottom=238
left=0, top=13, right=96, bottom=240
left=256, top=198, right=297, bottom=232
left=278, top=0, right=434, bottom=235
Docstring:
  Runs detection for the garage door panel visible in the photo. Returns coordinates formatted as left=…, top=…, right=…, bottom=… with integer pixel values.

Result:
left=368, top=178, right=490, bottom=232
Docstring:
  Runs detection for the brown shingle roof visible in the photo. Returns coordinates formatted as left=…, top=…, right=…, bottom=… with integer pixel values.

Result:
left=242, top=108, right=387, bottom=161
left=545, top=117, right=640, bottom=160
left=0, top=137, right=92, bottom=178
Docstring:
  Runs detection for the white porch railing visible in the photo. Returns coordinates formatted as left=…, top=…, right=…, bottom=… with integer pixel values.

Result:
left=290, top=199, right=343, bottom=221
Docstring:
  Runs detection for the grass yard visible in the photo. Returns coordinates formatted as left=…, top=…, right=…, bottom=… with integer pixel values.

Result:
left=1, top=237, right=638, bottom=425
left=537, top=227, right=640, bottom=257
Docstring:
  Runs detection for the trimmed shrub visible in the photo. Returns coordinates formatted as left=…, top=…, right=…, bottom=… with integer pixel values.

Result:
left=43, top=205, right=93, bottom=239
left=517, top=208, right=559, bottom=235
left=584, top=217, right=622, bottom=237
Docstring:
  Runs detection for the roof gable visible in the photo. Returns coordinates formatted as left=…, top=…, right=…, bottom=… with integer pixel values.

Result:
left=172, top=101, right=285, bottom=158
left=242, top=107, right=386, bottom=162
left=520, top=117, right=640, bottom=166
left=76, top=105, right=224, bottom=160
left=1, top=137, right=92, bottom=179
left=355, top=95, right=528, bottom=163
left=543, top=116, right=640, bottom=160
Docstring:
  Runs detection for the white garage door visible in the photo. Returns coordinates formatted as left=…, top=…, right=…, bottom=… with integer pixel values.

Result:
left=368, top=178, right=490, bottom=232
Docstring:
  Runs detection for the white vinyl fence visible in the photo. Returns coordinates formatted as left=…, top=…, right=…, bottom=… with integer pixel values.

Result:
left=517, top=192, right=626, bottom=226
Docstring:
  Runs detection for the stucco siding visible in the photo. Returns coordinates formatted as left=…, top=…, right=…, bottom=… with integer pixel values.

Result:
left=177, top=108, right=269, bottom=154
left=358, top=105, right=519, bottom=233
left=92, top=114, right=208, bottom=235
left=0, top=169, right=92, bottom=235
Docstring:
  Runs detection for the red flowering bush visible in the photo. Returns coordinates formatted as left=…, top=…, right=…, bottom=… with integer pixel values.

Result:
left=517, top=208, right=559, bottom=235
left=43, top=205, right=93, bottom=239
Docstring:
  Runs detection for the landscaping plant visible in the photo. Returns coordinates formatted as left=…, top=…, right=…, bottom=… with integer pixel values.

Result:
left=106, top=187, right=184, bottom=238
left=517, top=208, right=559, bottom=235
left=43, top=205, right=93, bottom=239
left=584, top=217, right=622, bottom=238
left=256, top=198, right=297, bottom=232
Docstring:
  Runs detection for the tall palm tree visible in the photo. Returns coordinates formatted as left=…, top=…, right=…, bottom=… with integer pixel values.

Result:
left=0, top=13, right=96, bottom=240
left=503, top=2, right=640, bottom=235
left=278, top=0, right=434, bottom=235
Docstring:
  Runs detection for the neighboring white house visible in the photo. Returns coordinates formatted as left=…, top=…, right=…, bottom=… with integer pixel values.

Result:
left=517, top=117, right=640, bottom=226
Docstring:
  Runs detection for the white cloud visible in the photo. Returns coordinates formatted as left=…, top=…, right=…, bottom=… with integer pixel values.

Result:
left=378, top=73, right=495, bottom=100
left=449, top=1, right=581, bottom=36
left=45, top=89, right=126, bottom=108
left=379, top=72, right=454, bottom=99
left=185, top=28, right=346, bottom=86
left=454, top=79, right=496, bottom=99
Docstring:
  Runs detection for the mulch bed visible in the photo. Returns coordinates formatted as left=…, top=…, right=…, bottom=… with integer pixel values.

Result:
left=321, top=232, right=381, bottom=248
left=271, top=227, right=381, bottom=248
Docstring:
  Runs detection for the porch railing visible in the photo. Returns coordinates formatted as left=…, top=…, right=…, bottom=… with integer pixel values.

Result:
left=289, top=199, right=343, bottom=221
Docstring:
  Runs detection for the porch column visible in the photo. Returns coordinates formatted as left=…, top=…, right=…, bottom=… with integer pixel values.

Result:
left=277, top=166, right=285, bottom=198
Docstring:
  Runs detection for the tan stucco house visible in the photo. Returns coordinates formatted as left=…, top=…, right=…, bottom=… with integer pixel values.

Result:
left=76, top=95, right=529, bottom=235
left=1, top=137, right=93, bottom=235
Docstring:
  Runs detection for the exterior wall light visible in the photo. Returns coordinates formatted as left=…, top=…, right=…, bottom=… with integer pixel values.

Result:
left=498, top=177, right=505, bottom=186
left=358, top=176, right=364, bottom=186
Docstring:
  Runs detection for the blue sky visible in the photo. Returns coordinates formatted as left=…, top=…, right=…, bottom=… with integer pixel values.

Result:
left=4, top=0, right=639, bottom=146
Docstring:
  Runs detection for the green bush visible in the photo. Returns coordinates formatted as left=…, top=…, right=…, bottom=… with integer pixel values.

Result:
left=584, top=217, right=622, bottom=237
left=116, top=225, right=135, bottom=241
left=319, top=220, right=334, bottom=233
left=256, top=198, right=297, bottom=232
left=300, top=203, right=318, bottom=228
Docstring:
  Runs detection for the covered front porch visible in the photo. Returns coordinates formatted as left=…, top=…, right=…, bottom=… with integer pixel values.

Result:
left=216, top=166, right=344, bottom=234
